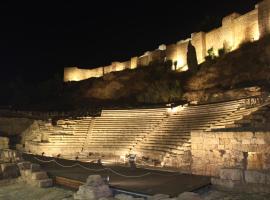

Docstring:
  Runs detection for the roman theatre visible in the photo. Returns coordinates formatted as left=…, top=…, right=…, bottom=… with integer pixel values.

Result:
left=2, top=0, right=270, bottom=198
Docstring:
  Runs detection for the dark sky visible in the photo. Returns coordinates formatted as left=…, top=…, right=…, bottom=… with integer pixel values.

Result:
left=0, top=0, right=260, bottom=82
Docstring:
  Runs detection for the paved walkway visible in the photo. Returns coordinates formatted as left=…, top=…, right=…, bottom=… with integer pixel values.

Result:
left=23, top=154, right=210, bottom=197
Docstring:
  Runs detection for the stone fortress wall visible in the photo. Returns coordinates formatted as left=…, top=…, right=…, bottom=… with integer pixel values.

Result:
left=61, top=0, right=270, bottom=82
left=64, top=0, right=270, bottom=82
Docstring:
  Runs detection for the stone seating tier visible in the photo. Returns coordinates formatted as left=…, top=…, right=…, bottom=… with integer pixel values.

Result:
left=24, top=98, right=264, bottom=166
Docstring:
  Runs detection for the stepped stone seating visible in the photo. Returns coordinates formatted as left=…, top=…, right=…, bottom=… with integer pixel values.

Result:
left=25, top=117, right=93, bottom=158
left=131, top=99, right=263, bottom=167
left=222, top=103, right=270, bottom=130
left=83, top=108, right=168, bottom=157
left=23, top=97, right=266, bottom=168
left=208, top=107, right=260, bottom=130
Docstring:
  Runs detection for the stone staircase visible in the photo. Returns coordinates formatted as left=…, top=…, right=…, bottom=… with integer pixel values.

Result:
left=131, top=99, right=261, bottom=168
left=83, top=108, right=168, bottom=159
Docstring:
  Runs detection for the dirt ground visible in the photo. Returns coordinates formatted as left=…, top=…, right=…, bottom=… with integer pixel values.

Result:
left=0, top=180, right=270, bottom=200
left=0, top=179, right=74, bottom=200
left=200, top=189, right=270, bottom=200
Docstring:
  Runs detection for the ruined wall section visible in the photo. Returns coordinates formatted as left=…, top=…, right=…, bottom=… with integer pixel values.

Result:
left=191, top=131, right=270, bottom=177
left=64, top=1, right=270, bottom=82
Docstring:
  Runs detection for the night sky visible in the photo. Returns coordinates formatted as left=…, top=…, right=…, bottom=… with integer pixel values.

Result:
left=0, top=0, right=260, bottom=83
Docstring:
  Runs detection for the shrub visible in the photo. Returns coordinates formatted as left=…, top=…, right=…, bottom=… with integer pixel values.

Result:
left=187, top=41, right=198, bottom=73
left=207, top=47, right=216, bottom=59
left=218, top=48, right=225, bottom=57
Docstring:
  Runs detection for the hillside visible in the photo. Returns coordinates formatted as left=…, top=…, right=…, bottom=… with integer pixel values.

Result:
left=2, top=36, right=270, bottom=111
left=62, top=36, right=270, bottom=107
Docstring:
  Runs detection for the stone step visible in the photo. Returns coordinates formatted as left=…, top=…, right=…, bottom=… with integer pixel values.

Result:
left=37, top=178, right=53, bottom=188
left=31, top=171, right=48, bottom=180
left=17, top=161, right=31, bottom=170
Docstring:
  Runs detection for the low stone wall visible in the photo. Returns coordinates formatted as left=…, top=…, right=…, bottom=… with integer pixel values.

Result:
left=0, top=137, right=9, bottom=150
left=212, top=168, right=270, bottom=193
left=191, top=131, right=270, bottom=176
left=0, top=149, right=21, bottom=163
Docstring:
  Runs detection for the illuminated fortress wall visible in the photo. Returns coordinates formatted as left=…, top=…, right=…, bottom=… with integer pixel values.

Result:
left=63, top=0, right=270, bottom=82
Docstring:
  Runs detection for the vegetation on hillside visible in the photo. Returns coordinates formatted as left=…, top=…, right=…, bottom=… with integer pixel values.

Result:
left=2, top=36, right=270, bottom=110
left=186, top=36, right=270, bottom=91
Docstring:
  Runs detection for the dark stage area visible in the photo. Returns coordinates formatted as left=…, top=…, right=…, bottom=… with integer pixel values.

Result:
left=23, top=154, right=210, bottom=197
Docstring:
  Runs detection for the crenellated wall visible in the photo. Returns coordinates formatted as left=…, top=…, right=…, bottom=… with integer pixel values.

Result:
left=64, top=0, right=270, bottom=82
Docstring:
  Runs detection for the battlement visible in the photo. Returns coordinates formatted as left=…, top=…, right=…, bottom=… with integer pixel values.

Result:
left=64, top=0, right=270, bottom=82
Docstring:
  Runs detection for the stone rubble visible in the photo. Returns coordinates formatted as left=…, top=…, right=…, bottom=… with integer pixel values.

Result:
left=19, top=162, right=53, bottom=188
left=73, top=175, right=112, bottom=200
left=0, top=148, right=53, bottom=188
left=73, top=175, right=205, bottom=200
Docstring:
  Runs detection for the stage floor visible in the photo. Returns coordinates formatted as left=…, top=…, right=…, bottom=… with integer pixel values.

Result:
left=23, top=154, right=210, bottom=197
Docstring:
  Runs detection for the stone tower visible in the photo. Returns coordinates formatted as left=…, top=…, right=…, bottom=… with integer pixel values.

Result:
left=258, top=0, right=270, bottom=37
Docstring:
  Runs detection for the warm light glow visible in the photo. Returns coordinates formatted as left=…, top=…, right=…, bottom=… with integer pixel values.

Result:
left=64, top=4, right=264, bottom=82
left=252, top=29, right=260, bottom=41
left=171, top=56, right=186, bottom=71
left=167, top=105, right=184, bottom=115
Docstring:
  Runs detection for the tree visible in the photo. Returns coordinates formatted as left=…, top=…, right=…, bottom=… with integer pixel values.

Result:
left=187, top=41, right=198, bottom=73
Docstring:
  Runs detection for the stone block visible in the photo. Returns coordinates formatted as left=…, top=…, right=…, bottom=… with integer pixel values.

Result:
left=86, top=175, right=104, bottom=186
left=115, top=194, right=134, bottom=200
left=30, top=163, right=40, bottom=172
left=1, top=163, right=20, bottom=179
left=20, top=170, right=26, bottom=177
left=207, top=138, right=219, bottom=145
left=223, top=132, right=234, bottom=139
left=75, top=184, right=112, bottom=200
left=236, top=132, right=254, bottom=139
left=24, top=169, right=32, bottom=177
left=38, top=178, right=53, bottom=188
left=17, top=161, right=31, bottom=170
left=148, top=194, right=170, bottom=200
left=211, top=178, right=240, bottom=189
left=31, top=171, right=48, bottom=180
left=191, top=137, right=202, bottom=144
left=178, top=192, right=202, bottom=200
left=245, top=170, right=266, bottom=184
left=254, top=138, right=265, bottom=145
left=242, top=139, right=251, bottom=145
left=255, top=132, right=268, bottom=139
left=219, top=168, right=244, bottom=181
left=265, top=173, right=270, bottom=185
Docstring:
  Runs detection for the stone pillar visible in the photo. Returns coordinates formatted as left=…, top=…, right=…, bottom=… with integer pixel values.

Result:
left=258, top=0, right=270, bottom=37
